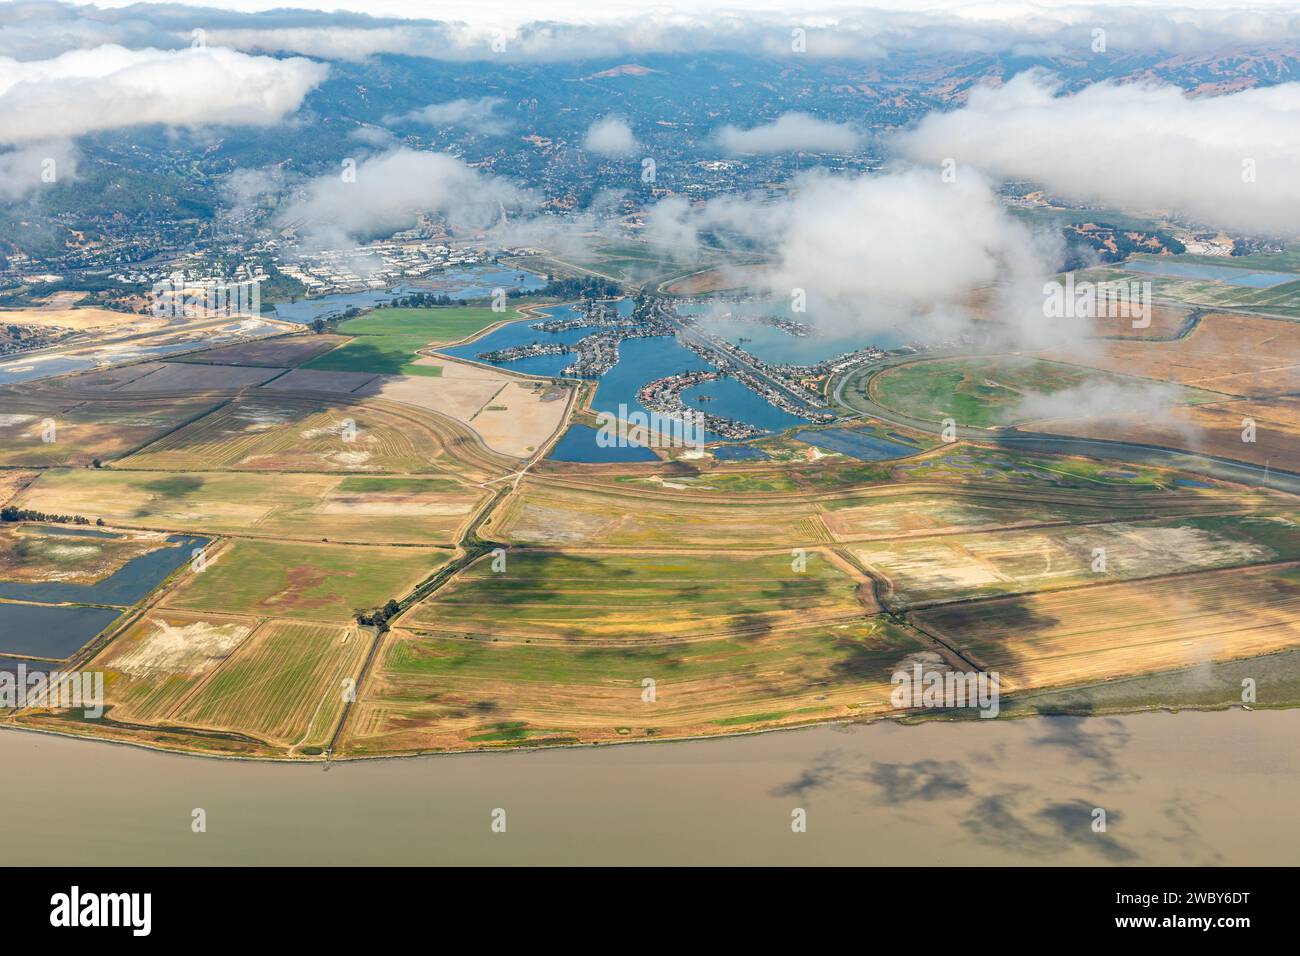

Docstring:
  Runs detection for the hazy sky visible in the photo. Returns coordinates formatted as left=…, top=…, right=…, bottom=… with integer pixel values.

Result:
left=82, top=0, right=1300, bottom=25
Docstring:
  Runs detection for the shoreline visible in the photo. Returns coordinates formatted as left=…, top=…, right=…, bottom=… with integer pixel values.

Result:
left=0, top=695, right=1277, bottom=767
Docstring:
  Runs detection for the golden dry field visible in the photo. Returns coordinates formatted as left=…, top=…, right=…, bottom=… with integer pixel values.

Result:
left=169, top=619, right=369, bottom=752
left=161, top=538, right=447, bottom=622
left=12, top=469, right=486, bottom=544
left=0, top=393, right=221, bottom=467
left=119, top=395, right=467, bottom=473
left=1037, top=312, right=1300, bottom=398
left=913, top=562, right=1300, bottom=693
left=0, top=469, right=36, bottom=505
left=854, top=513, right=1300, bottom=607
left=93, top=611, right=257, bottom=725
left=358, top=357, right=571, bottom=458
left=484, top=477, right=831, bottom=548
left=1034, top=397, right=1300, bottom=474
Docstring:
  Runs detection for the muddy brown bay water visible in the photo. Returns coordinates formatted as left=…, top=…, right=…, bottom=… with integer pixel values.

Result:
left=2, top=708, right=1296, bottom=865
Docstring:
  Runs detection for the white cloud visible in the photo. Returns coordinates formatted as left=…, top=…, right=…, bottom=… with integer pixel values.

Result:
left=389, top=97, right=510, bottom=134
left=1008, top=377, right=1190, bottom=426
left=348, top=124, right=398, bottom=147
left=583, top=116, right=638, bottom=157
left=645, top=166, right=1065, bottom=346
left=895, top=70, right=1300, bottom=235
left=716, top=113, right=864, bottom=155
left=37, top=2, right=1300, bottom=63
left=0, top=139, right=78, bottom=201
left=278, top=148, right=529, bottom=247
left=0, top=45, right=328, bottom=145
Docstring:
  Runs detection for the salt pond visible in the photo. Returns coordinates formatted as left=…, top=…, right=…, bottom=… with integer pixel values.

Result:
left=1123, top=259, right=1297, bottom=288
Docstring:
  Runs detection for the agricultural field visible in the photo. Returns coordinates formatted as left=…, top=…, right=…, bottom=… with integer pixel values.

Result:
left=486, top=478, right=830, bottom=548
left=261, top=368, right=378, bottom=393
left=24, top=363, right=168, bottom=393
left=1037, top=311, right=1300, bottom=398
left=304, top=307, right=514, bottom=376
left=0, top=394, right=220, bottom=466
left=359, top=358, right=571, bottom=459
left=854, top=512, right=1300, bottom=607
left=891, top=444, right=1197, bottom=489
left=552, top=240, right=705, bottom=284
left=344, top=617, right=927, bottom=753
left=1033, top=395, right=1300, bottom=474
left=1082, top=303, right=1192, bottom=340
left=913, top=562, right=1300, bottom=693
left=401, top=549, right=874, bottom=644
left=179, top=334, right=349, bottom=367
left=341, top=306, right=513, bottom=344
left=120, top=395, right=457, bottom=473
left=597, top=458, right=898, bottom=493
left=162, top=538, right=447, bottom=623
left=12, top=469, right=485, bottom=545
left=819, top=482, right=1264, bottom=541
left=92, top=611, right=256, bottom=724
left=870, top=356, right=1220, bottom=428
left=995, top=646, right=1300, bottom=717
left=660, top=263, right=770, bottom=296
left=0, top=469, right=35, bottom=505
left=105, top=363, right=286, bottom=392
left=169, top=619, right=370, bottom=752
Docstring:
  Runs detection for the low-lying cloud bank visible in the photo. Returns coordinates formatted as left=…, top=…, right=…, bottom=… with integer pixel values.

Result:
left=0, top=44, right=327, bottom=144
left=8, top=2, right=1300, bottom=62
left=716, top=113, right=864, bottom=155
left=644, top=166, right=1067, bottom=347
left=277, top=148, right=530, bottom=248
left=387, top=97, right=509, bottom=134
left=1014, top=379, right=1189, bottom=426
left=895, top=69, right=1300, bottom=236
left=0, top=138, right=78, bottom=200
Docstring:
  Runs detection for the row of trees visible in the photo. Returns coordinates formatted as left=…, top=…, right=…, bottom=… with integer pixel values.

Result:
left=1, top=506, right=101, bottom=525
left=524, top=276, right=621, bottom=300
left=378, top=292, right=469, bottom=309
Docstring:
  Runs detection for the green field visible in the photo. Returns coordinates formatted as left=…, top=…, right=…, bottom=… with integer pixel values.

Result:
left=994, top=646, right=1300, bottom=717
left=346, top=617, right=926, bottom=753
left=871, top=356, right=1219, bottom=428
left=304, top=307, right=514, bottom=376
left=893, top=444, right=1191, bottom=489
left=335, top=476, right=463, bottom=494
left=402, top=549, right=870, bottom=642
left=163, top=539, right=445, bottom=622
